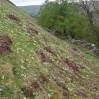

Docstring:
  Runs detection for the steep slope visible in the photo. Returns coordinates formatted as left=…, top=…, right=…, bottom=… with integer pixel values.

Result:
left=0, top=0, right=99, bottom=99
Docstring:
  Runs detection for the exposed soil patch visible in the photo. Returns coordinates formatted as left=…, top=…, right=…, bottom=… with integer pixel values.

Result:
left=0, top=34, right=12, bottom=54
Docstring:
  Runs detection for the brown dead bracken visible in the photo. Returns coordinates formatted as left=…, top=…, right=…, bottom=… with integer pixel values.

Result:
left=8, top=14, right=19, bottom=23
left=0, top=34, right=12, bottom=54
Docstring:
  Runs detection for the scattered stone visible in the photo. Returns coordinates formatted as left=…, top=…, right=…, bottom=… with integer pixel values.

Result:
left=66, top=35, right=99, bottom=56
left=44, top=28, right=55, bottom=34
left=92, top=48, right=99, bottom=55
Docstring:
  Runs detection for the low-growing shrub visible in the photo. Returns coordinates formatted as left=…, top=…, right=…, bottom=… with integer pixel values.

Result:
left=21, top=80, right=39, bottom=98
left=43, top=46, right=54, bottom=55
left=0, top=91, right=3, bottom=97
left=36, top=50, right=53, bottom=63
left=27, top=27, right=38, bottom=35
left=63, top=90, right=70, bottom=97
left=8, top=14, right=19, bottom=23
left=75, top=89, right=87, bottom=98
left=0, top=34, right=12, bottom=54
left=55, top=79, right=68, bottom=90
left=38, top=75, right=48, bottom=84
left=63, top=58, right=79, bottom=73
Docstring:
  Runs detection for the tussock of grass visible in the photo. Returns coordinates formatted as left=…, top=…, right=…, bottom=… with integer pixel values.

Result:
left=0, top=0, right=99, bottom=99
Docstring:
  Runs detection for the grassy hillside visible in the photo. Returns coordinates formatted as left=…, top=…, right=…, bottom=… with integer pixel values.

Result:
left=19, top=5, right=41, bottom=17
left=0, top=0, right=99, bottom=99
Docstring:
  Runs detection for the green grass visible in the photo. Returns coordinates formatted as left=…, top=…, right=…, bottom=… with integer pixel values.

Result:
left=0, top=0, right=99, bottom=99
left=74, top=44, right=99, bottom=59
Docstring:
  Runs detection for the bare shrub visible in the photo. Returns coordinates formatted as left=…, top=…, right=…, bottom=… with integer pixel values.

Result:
left=8, top=14, right=19, bottom=23
left=0, top=34, right=12, bottom=54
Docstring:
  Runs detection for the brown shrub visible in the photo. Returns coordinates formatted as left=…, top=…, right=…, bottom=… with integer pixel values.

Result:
left=0, top=91, right=3, bottom=97
left=72, top=47, right=78, bottom=51
left=8, top=14, right=19, bottom=23
left=92, top=86, right=98, bottom=91
left=55, top=79, right=68, bottom=90
left=75, top=89, right=87, bottom=98
left=0, top=34, right=12, bottom=54
left=63, top=58, right=79, bottom=73
left=28, top=27, right=38, bottom=35
left=21, top=86, right=35, bottom=98
left=39, top=75, right=48, bottom=83
left=21, top=80, right=39, bottom=98
left=63, top=90, right=70, bottom=97
left=89, top=85, right=98, bottom=91
left=36, top=50, right=53, bottom=63
left=43, top=46, right=55, bottom=55
left=94, top=94, right=99, bottom=99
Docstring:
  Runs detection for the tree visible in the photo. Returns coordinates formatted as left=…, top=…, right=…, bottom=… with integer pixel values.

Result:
left=39, top=1, right=59, bottom=29
left=79, top=0, right=99, bottom=46
left=38, top=0, right=95, bottom=44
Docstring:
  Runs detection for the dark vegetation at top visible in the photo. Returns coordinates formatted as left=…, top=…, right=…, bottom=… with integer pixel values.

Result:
left=38, top=0, right=99, bottom=48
